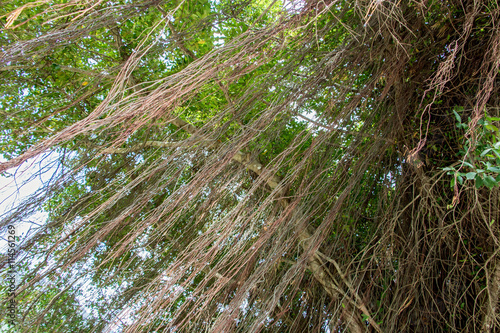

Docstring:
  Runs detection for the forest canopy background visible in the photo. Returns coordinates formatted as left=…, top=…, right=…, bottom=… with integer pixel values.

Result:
left=1, top=0, right=500, bottom=332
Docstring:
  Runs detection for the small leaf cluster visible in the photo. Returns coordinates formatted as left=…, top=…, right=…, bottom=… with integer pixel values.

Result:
left=443, top=107, right=500, bottom=189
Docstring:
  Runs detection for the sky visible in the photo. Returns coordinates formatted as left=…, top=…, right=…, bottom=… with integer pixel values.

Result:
left=0, top=152, right=59, bottom=253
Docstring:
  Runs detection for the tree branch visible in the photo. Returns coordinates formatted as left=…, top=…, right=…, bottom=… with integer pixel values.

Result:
left=296, top=112, right=395, bottom=144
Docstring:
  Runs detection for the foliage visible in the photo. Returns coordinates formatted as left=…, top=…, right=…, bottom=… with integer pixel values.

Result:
left=444, top=107, right=500, bottom=190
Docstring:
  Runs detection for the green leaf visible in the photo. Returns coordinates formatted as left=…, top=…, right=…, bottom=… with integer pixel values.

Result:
left=475, top=176, right=484, bottom=189
left=453, top=109, right=461, bottom=123
left=465, top=172, right=476, bottom=179
left=483, top=175, right=498, bottom=189
left=485, top=124, right=499, bottom=132
left=481, top=148, right=492, bottom=156
left=462, top=161, right=474, bottom=168
left=487, top=166, right=500, bottom=173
